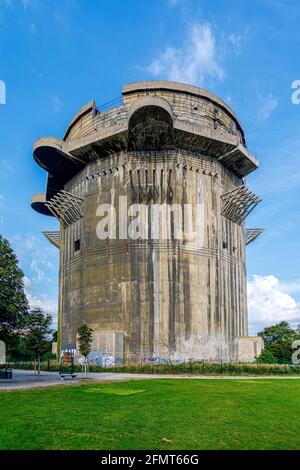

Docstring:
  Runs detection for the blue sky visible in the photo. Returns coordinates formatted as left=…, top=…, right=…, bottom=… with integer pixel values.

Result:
left=0, top=0, right=300, bottom=334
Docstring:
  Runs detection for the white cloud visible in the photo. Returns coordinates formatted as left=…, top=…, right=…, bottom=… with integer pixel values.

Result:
left=26, top=292, right=57, bottom=317
left=14, top=234, right=58, bottom=328
left=52, top=94, right=64, bottom=112
left=0, top=158, right=14, bottom=177
left=2, top=0, right=13, bottom=7
left=29, top=22, right=37, bottom=34
left=145, top=22, right=224, bottom=86
left=12, top=231, right=58, bottom=286
left=280, top=279, right=300, bottom=295
left=248, top=274, right=300, bottom=334
left=228, top=33, right=242, bottom=54
left=21, top=0, right=36, bottom=11
left=12, top=232, right=56, bottom=261
left=168, top=0, right=183, bottom=6
left=258, top=93, right=278, bottom=121
left=23, top=276, right=57, bottom=328
left=30, top=259, right=45, bottom=282
left=26, top=292, right=57, bottom=329
left=23, top=275, right=31, bottom=289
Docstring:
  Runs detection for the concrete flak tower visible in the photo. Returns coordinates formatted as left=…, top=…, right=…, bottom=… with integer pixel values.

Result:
left=32, top=80, right=264, bottom=363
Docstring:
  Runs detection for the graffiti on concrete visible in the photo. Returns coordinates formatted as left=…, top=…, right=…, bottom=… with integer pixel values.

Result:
left=87, top=351, right=116, bottom=367
left=61, top=345, right=76, bottom=356
left=101, top=354, right=115, bottom=367
left=61, top=343, right=77, bottom=365
left=143, top=357, right=160, bottom=363
left=142, top=356, right=188, bottom=365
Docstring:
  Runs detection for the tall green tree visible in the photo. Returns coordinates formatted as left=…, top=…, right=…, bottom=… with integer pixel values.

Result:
left=25, top=308, right=53, bottom=380
left=77, top=324, right=93, bottom=377
left=0, top=235, right=28, bottom=347
left=258, top=321, right=300, bottom=362
left=77, top=324, right=94, bottom=359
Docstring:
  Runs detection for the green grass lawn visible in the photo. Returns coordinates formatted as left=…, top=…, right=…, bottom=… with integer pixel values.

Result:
left=1, top=379, right=300, bottom=450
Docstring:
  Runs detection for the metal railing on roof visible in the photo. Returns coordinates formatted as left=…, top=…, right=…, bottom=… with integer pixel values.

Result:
left=96, top=96, right=123, bottom=113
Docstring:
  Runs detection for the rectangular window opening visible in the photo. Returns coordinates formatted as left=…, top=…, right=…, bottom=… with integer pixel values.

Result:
left=74, top=239, right=80, bottom=253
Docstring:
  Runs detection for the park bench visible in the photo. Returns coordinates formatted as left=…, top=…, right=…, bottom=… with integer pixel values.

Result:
left=59, top=372, right=77, bottom=380
left=0, top=367, right=12, bottom=380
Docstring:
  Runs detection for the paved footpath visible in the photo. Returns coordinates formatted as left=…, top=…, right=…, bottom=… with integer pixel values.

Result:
left=1, top=369, right=300, bottom=391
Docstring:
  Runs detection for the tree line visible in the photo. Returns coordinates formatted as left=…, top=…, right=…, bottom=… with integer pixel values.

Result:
left=0, top=235, right=54, bottom=365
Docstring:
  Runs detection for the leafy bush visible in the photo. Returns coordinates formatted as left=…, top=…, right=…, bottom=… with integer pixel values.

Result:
left=256, top=348, right=277, bottom=363
left=7, top=359, right=300, bottom=375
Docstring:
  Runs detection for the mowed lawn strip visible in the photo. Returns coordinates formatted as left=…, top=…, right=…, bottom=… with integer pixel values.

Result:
left=0, top=379, right=299, bottom=450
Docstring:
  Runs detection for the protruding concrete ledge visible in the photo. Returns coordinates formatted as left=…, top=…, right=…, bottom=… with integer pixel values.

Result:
left=235, top=143, right=259, bottom=169
left=33, top=137, right=86, bottom=199
left=31, top=193, right=52, bottom=216
left=65, top=122, right=253, bottom=173
left=216, top=142, right=259, bottom=177
left=34, top=137, right=63, bottom=172
left=33, top=137, right=85, bottom=171
left=62, top=108, right=257, bottom=177
left=65, top=124, right=127, bottom=155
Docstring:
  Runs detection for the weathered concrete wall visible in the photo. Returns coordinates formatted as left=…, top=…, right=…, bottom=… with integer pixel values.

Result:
left=61, top=149, right=247, bottom=362
left=237, top=336, right=264, bottom=362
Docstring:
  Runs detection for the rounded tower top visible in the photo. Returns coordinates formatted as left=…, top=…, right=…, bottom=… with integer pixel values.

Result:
left=31, top=79, right=259, bottom=215
left=122, top=80, right=244, bottom=139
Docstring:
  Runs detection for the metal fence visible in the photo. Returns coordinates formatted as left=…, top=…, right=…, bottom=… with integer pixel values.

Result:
left=6, top=358, right=300, bottom=376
